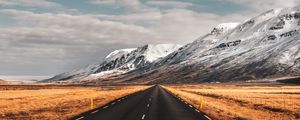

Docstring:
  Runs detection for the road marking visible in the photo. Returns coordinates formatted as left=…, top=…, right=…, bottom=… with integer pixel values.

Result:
left=195, top=109, right=200, bottom=112
left=141, top=114, right=146, bottom=120
left=189, top=105, right=193, bottom=108
left=204, top=115, right=212, bottom=120
left=75, top=116, right=84, bottom=120
left=184, top=102, right=187, bottom=104
left=118, top=99, right=121, bottom=102
left=147, top=104, right=150, bottom=107
left=103, top=106, right=108, bottom=109
left=91, top=110, right=99, bottom=114
left=149, top=98, right=151, bottom=101
left=111, top=102, right=115, bottom=105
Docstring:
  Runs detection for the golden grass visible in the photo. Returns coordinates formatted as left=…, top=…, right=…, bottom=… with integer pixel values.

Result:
left=164, top=85, right=300, bottom=120
left=0, top=85, right=149, bottom=120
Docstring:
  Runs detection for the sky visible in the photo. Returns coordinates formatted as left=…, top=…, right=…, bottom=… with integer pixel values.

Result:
left=0, top=0, right=299, bottom=80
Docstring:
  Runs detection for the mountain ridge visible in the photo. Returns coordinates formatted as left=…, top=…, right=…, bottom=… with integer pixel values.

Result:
left=45, top=6, right=300, bottom=84
left=43, top=44, right=182, bottom=82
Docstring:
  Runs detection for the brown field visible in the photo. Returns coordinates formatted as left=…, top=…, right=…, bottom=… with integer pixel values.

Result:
left=0, top=85, right=149, bottom=120
left=164, top=84, right=300, bottom=120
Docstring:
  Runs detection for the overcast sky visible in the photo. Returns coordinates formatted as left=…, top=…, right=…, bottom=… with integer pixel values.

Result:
left=0, top=0, right=299, bottom=80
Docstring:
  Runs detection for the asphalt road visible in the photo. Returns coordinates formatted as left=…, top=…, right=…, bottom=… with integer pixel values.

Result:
left=70, top=85, right=211, bottom=120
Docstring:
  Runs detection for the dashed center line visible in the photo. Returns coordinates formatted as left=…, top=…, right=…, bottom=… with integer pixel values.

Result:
left=91, top=110, right=99, bottom=114
left=75, top=116, right=84, bottom=120
left=103, top=106, right=108, bottom=109
left=141, top=114, right=146, bottom=120
left=147, top=104, right=150, bottom=107
left=204, top=115, right=212, bottom=120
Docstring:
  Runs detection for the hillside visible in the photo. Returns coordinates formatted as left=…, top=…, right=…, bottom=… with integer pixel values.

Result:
left=127, top=7, right=300, bottom=83
left=88, top=6, right=300, bottom=84
left=44, top=44, right=182, bottom=82
left=0, top=79, right=7, bottom=84
left=45, top=6, right=300, bottom=84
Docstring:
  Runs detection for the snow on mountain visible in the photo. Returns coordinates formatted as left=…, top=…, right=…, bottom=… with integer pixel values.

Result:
left=211, top=23, right=240, bottom=35
left=45, top=6, right=300, bottom=84
left=43, top=44, right=182, bottom=82
left=152, top=22, right=240, bottom=67
left=84, top=44, right=182, bottom=80
left=105, top=48, right=136, bottom=62
left=117, top=6, right=300, bottom=83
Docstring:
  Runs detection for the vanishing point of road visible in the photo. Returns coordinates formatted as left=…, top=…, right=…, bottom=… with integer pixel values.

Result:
left=70, top=85, right=211, bottom=120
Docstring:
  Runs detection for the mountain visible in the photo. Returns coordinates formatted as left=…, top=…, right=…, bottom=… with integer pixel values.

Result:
left=0, top=79, right=7, bottom=84
left=46, top=6, right=300, bottom=84
left=120, top=6, right=300, bottom=83
left=44, top=44, right=182, bottom=82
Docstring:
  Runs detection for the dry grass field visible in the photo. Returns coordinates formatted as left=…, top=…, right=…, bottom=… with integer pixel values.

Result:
left=0, top=85, right=149, bottom=120
left=164, top=84, right=300, bottom=120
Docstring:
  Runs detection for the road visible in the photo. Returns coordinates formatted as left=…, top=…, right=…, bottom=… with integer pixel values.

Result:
left=70, top=85, right=211, bottom=120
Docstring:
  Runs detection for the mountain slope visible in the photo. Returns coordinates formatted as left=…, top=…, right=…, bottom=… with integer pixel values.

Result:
left=44, top=44, right=182, bottom=82
left=98, top=6, right=300, bottom=84
left=0, top=79, right=7, bottom=84
left=46, top=6, right=300, bottom=84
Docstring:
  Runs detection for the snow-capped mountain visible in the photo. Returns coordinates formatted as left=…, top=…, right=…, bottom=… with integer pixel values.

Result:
left=109, top=6, right=300, bottom=83
left=44, top=44, right=182, bottom=82
left=45, top=6, right=300, bottom=84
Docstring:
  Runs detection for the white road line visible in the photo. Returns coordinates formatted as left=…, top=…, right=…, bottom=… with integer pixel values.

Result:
left=118, top=99, right=121, bottom=102
left=189, top=105, right=193, bottom=108
left=103, top=106, right=108, bottom=109
left=149, top=98, right=151, bottom=101
left=184, top=102, right=187, bottom=104
left=111, top=102, right=115, bottom=105
left=75, top=116, right=84, bottom=120
left=141, top=114, right=146, bottom=120
left=147, top=104, right=150, bottom=107
left=204, top=115, right=212, bottom=120
left=91, top=110, right=99, bottom=114
left=195, top=109, right=200, bottom=112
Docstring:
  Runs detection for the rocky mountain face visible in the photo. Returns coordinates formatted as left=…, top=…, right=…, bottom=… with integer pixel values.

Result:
left=122, top=7, right=300, bottom=83
left=45, top=6, right=300, bottom=84
left=44, top=44, right=182, bottom=82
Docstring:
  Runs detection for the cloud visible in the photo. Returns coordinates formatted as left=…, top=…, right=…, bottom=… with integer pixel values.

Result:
left=88, top=0, right=156, bottom=12
left=0, top=9, right=157, bottom=43
left=146, top=1, right=193, bottom=8
left=0, top=0, right=62, bottom=8
left=0, top=9, right=161, bottom=75
left=91, top=9, right=247, bottom=44
left=91, top=11, right=163, bottom=23
left=88, top=0, right=116, bottom=5
left=226, top=0, right=300, bottom=13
